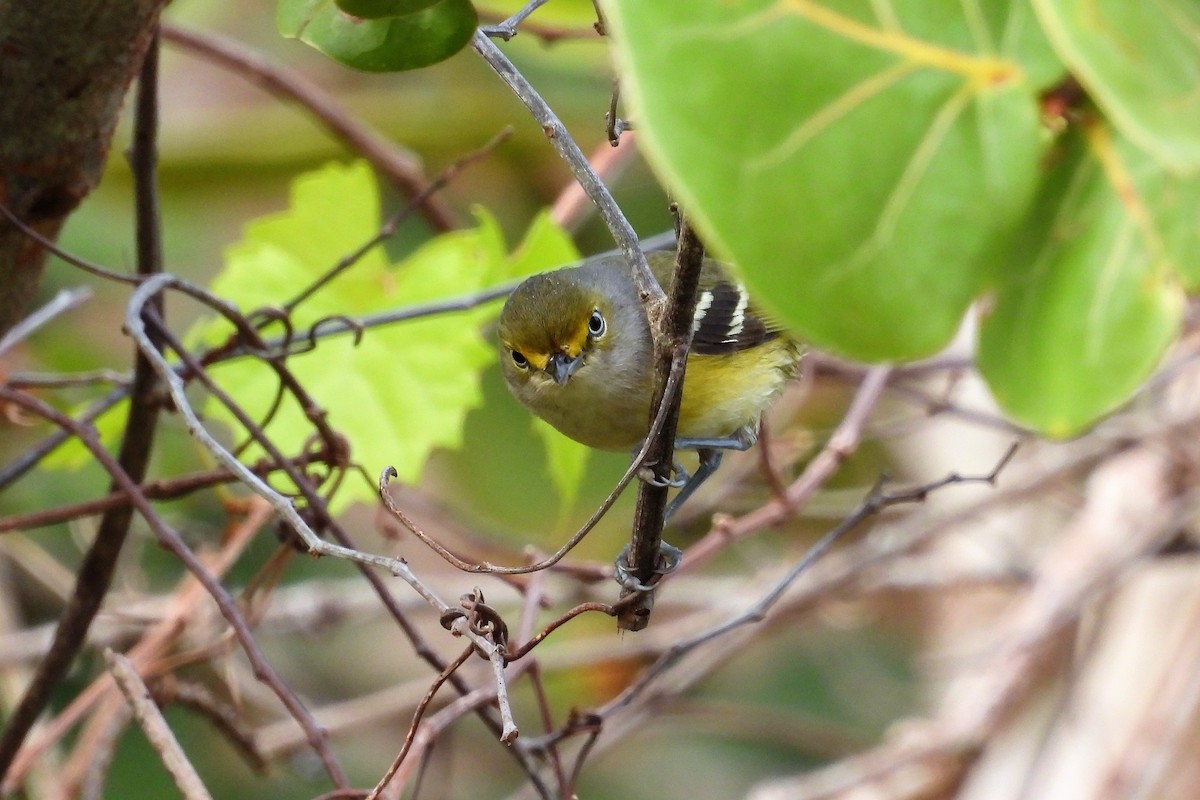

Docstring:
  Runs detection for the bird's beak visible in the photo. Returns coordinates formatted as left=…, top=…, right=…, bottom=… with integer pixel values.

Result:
left=547, top=351, right=583, bottom=385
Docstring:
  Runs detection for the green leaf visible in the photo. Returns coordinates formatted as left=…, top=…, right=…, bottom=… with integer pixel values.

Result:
left=189, top=161, right=576, bottom=513
left=602, top=0, right=1057, bottom=361
left=532, top=417, right=590, bottom=513
left=978, top=124, right=1186, bottom=437
left=278, top=0, right=477, bottom=72
left=335, top=0, right=441, bottom=19
left=1032, top=0, right=1200, bottom=171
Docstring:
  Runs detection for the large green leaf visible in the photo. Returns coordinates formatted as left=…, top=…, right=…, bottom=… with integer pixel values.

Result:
left=278, top=0, right=476, bottom=72
left=602, top=0, right=1058, bottom=360
left=190, top=161, right=578, bottom=512
left=978, top=125, right=1187, bottom=436
left=1032, top=0, right=1200, bottom=171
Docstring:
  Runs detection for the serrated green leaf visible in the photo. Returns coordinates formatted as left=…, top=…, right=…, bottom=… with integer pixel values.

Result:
left=278, top=0, right=476, bottom=72
left=532, top=417, right=590, bottom=513
left=188, top=161, right=577, bottom=513
left=602, top=0, right=1057, bottom=361
left=1032, top=0, right=1200, bottom=171
left=978, top=125, right=1186, bottom=437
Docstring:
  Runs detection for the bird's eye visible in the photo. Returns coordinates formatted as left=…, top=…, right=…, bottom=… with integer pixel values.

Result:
left=510, top=350, right=529, bottom=369
left=588, top=309, right=606, bottom=337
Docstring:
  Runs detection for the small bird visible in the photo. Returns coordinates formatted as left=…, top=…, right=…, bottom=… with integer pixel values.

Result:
left=497, top=249, right=802, bottom=518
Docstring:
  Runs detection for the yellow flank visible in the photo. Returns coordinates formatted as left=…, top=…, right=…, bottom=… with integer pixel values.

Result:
left=677, top=339, right=799, bottom=440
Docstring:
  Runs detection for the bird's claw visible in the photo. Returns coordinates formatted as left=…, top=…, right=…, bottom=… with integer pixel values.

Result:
left=613, top=542, right=684, bottom=593
left=636, top=460, right=690, bottom=489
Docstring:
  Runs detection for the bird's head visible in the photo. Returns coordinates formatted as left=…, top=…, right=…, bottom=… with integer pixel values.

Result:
left=497, top=267, right=613, bottom=396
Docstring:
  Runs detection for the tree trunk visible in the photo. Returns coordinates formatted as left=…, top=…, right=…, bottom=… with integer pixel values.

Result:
left=0, top=0, right=168, bottom=335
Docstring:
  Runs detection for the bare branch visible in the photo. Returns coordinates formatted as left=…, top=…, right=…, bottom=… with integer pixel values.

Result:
left=0, top=287, right=93, bottom=357
left=471, top=31, right=659, bottom=305
left=618, top=219, right=705, bottom=630
left=104, top=650, right=213, bottom=800
left=367, top=646, right=474, bottom=800
left=160, top=23, right=459, bottom=232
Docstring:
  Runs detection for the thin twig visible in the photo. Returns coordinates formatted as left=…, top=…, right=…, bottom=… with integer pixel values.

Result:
left=160, top=23, right=458, bottom=232
left=0, top=452, right=331, bottom=535
left=603, top=444, right=1019, bottom=718
left=0, top=388, right=350, bottom=790
left=480, top=0, right=551, bottom=40
left=564, top=719, right=603, bottom=798
left=491, top=644, right=519, bottom=743
left=283, top=127, right=513, bottom=314
left=366, top=646, right=474, bottom=800
left=476, top=7, right=602, bottom=42
left=104, top=650, right=214, bottom=800
left=0, top=202, right=139, bottom=285
left=471, top=31, right=660, bottom=305
left=0, top=385, right=127, bottom=492
left=6, top=368, right=129, bottom=389
left=0, top=288, right=93, bottom=357
left=505, top=602, right=622, bottom=661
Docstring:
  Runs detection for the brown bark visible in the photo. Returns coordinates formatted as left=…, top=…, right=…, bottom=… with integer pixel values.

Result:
left=0, top=0, right=168, bottom=335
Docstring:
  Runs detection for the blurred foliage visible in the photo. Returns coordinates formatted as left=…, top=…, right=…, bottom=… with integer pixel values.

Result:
left=279, top=0, right=478, bottom=72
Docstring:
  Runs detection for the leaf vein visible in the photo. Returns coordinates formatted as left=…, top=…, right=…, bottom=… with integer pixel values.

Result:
left=778, top=0, right=1018, bottom=82
left=749, top=61, right=916, bottom=172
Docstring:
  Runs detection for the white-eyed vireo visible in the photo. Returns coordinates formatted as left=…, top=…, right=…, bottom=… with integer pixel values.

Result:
left=498, top=250, right=802, bottom=471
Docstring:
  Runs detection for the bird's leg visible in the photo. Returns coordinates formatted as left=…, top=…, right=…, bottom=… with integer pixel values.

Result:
left=613, top=541, right=684, bottom=593
left=662, top=448, right=721, bottom=521
left=664, top=426, right=757, bottom=520
left=672, top=424, right=758, bottom=453
left=616, top=427, right=756, bottom=589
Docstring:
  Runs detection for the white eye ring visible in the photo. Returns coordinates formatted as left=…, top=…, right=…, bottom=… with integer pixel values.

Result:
left=510, top=350, right=529, bottom=369
left=588, top=309, right=606, bottom=337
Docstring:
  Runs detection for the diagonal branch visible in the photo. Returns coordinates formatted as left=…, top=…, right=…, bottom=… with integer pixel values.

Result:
left=471, top=30, right=660, bottom=305
left=0, top=386, right=350, bottom=790
left=160, top=23, right=459, bottom=232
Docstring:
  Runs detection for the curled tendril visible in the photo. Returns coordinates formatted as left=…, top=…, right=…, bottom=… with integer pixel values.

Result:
left=242, top=307, right=294, bottom=358
left=441, top=589, right=510, bottom=659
